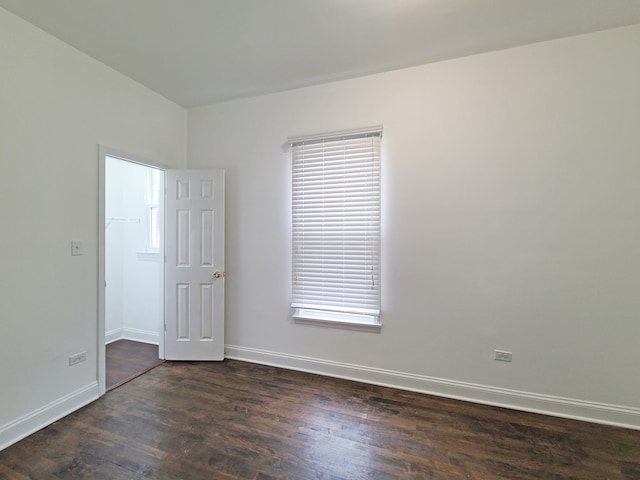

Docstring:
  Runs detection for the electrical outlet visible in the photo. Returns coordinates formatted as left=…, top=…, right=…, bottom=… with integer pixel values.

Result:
left=69, top=351, right=87, bottom=366
left=494, top=350, right=512, bottom=362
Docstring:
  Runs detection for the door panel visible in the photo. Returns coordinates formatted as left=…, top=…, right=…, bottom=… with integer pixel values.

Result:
left=165, top=170, right=224, bottom=360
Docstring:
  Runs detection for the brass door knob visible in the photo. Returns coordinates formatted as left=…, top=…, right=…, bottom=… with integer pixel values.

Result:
left=212, top=271, right=222, bottom=279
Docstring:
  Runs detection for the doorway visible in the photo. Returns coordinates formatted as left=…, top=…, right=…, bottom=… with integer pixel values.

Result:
left=101, top=152, right=166, bottom=393
left=98, top=148, right=226, bottom=395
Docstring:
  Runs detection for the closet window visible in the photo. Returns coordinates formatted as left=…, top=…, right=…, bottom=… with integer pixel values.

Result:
left=146, top=168, right=160, bottom=250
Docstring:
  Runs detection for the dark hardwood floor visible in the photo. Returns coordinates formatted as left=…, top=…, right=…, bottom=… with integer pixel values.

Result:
left=106, top=339, right=163, bottom=391
left=1, top=360, right=639, bottom=479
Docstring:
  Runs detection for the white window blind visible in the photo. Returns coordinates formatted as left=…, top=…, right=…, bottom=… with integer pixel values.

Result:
left=290, top=127, right=382, bottom=325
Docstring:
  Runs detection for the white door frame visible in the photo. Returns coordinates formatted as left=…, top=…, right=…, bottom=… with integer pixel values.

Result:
left=98, top=145, right=169, bottom=396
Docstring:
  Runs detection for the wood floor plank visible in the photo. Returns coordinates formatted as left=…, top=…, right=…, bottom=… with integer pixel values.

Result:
left=1, top=359, right=639, bottom=479
left=106, top=340, right=163, bottom=390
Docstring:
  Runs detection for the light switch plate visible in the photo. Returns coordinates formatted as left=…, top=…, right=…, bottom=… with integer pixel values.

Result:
left=71, top=240, right=83, bottom=256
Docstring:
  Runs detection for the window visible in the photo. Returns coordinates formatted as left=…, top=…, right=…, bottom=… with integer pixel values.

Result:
left=146, top=168, right=160, bottom=251
left=290, top=126, right=382, bottom=326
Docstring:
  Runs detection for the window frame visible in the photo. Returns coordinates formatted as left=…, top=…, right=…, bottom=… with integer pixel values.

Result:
left=289, top=126, right=382, bottom=328
left=145, top=168, right=161, bottom=252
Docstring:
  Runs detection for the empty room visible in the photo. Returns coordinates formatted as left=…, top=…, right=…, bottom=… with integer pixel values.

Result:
left=1, top=1, right=640, bottom=479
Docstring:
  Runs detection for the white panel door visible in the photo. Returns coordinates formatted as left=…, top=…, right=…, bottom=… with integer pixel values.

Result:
left=165, top=170, right=224, bottom=360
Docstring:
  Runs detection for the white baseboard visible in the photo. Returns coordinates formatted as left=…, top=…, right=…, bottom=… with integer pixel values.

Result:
left=224, top=344, right=640, bottom=431
left=122, top=327, right=159, bottom=345
left=0, top=382, right=99, bottom=451
left=106, top=327, right=159, bottom=345
left=106, top=327, right=123, bottom=344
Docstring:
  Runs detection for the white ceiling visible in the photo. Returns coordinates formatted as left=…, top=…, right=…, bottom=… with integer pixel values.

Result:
left=2, top=0, right=640, bottom=108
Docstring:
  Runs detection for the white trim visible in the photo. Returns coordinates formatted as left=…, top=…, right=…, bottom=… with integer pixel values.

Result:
left=0, top=382, right=98, bottom=451
left=293, top=316, right=382, bottom=331
left=224, top=344, right=640, bottom=431
left=98, top=147, right=107, bottom=395
left=121, top=327, right=160, bottom=345
left=136, top=250, right=160, bottom=262
left=106, top=327, right=159, bottom=345
left=99, top=146, right=171, bottom=171
left=105, top=327, right=123, bottom=344
left=292, top=307, right=379, bottom=326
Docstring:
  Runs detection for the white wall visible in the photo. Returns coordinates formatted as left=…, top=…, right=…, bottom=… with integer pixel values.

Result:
left=188, top=24, right=640, bottom=427
left=0, top=7, right=185, bottom=449
left=105, top=158, right=161, bottom=344
left=105, top=159, right=126, bottom=337
left=1, top=5, right=638, bottom=451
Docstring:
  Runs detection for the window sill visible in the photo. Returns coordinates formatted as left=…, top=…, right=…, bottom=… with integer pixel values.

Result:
left=292, top=308, right=381, bottom=331
left=136, top=250, right=160, bottom=262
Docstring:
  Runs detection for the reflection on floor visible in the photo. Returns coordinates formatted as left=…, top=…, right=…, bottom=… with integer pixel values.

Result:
left=2, top=359, right=639, bottom=479
left=106, top=339, right=163, bottom=391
